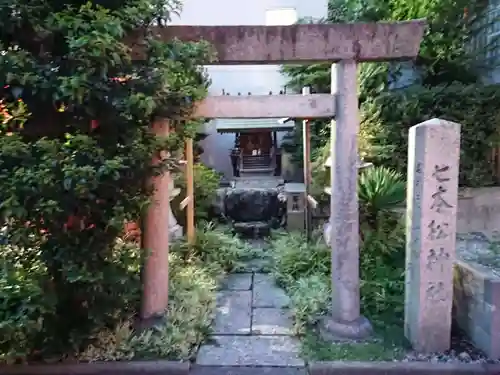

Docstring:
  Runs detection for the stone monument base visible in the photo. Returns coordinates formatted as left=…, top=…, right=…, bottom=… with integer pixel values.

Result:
left=318, top=315, right=373, bottom=342
left=169, top=224, right=183, bottom=241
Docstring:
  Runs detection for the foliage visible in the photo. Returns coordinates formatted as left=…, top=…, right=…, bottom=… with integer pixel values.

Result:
left=285, top=0, right=488, bottom=95
left=0, top=246, right=53, bottom=363
left=0, top=0, right=214, bottom=361
left=361, top=83, right=500, bottom=187
left=78, top=252, right=217, bottom=361
left=170, top=222, right=251, bottom=273
left=358, top=167, right=406, bottom=226
left=173, top=163, right=222, bottom=225
left=268, top=231, right=330, bottom=289
left=0, top=222, right=246, bottom=363
left=281, top=0, right=498, bottom=186
left=300, top=331, right=406, bottom=362
left=288, top=275, right=331, bottom=333
left=269, top=167, right=407, bottom=335
left=359, top=217, right=406, bottom=326
left=0, top=239, right=143, bottom=363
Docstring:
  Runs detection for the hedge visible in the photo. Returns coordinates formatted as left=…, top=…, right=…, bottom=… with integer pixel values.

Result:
left=360, top=83, right=500, bottom=187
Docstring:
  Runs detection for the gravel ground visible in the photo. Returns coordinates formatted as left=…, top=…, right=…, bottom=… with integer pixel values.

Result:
left=401, top=329, right=499, bottom=364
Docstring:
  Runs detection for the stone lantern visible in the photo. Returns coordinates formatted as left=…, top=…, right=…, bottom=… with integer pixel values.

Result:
left=168, top=179, right=183, bottom=241
left=323, top=154, right=373, bottom=246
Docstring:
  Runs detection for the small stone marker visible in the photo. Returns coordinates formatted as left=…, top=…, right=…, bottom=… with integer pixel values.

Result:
left=404, top=118, right=461, bottom=353
left=284, top=183, right=306, bottom=232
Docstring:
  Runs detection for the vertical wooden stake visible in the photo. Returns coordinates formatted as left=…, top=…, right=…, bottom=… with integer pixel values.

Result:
left=186, top=138, right=195, bottom=245
left=141, top=118, right=170, bottom=325
left=302, top=86, right=312, bottom=241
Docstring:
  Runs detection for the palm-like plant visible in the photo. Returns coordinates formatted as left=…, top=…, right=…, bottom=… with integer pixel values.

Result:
left=358, top=166, right=406, bottom=228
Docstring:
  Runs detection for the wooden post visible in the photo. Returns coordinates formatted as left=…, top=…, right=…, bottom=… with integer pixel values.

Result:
left=302, top=86, right=312, bottom=241
left=186, top=137, right=195, bottom=245
left=141, top=118, right=171, bottom=327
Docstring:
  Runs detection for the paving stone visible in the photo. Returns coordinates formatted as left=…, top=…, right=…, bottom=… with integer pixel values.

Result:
left=222, top=273, right=253, bottom=291
left=246, top=239, right=270, bottom=250
left=253, top=274, right=290, bottom=308
left=214, top=291, right=252, bottom=335
left=196, top=335, right=304, bottom=366
left=252, top=308, right=294, bottom=335
left=242, top=258, right=271, bottom=272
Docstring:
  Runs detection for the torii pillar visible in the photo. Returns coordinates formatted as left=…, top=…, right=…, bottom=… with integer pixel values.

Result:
left=140, top=118, right=171, bottom=328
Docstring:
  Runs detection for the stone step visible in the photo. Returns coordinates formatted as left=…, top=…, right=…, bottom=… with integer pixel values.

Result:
left=233, top=221, right=271, bottom=238
left=240, top=167, right=274, bottom=173
left=242, top=161, right=271, bottom=167
left=240, top=170, right=275, bottom=178
left=243, top=157, right=270, bottom=163
left=242, top=164, right=271, bottom=169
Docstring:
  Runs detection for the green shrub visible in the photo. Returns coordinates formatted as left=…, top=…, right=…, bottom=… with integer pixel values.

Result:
left=0, top=238, right=143, bottom=363
left=358, top=166, right=405, bottom=225
left=268, top=231, right=330, bottom=289
left=357, top=167, right=406, bottom=325
left=360, top=218, right=406, bottom=326
left=0, top=222, right=242, bottom=363
left=173, top=164, right=222, bottom=225
left=361, top=83, right=500, bottom=187
left=78, top=253, right=217, bottom=361
left=170, top=222, right=250, bottom=273
left=0, top=0, right=212, bottom=361
left=0, top=246, right=53, bottom=364
left=270, top=166, right=407, bottom=332
left=288, top=275, right=331, bottom=334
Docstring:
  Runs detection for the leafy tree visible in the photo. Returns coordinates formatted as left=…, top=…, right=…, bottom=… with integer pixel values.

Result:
left=282, top=0, right=495, bottom=183
left=0, top=0, right=212, bottom=359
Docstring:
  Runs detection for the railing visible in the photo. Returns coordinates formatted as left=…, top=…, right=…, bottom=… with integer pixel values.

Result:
left=240, top=153, right=272, bottom=168
left=235, top=147, right=283, bottom=176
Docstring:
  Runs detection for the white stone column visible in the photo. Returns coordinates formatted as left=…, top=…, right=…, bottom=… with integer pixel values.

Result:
left=404, top=118, right=460, bottom=353
left=319, top=61, right=372, bottom=341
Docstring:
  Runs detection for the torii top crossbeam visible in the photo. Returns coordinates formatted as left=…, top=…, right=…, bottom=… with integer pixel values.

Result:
left=127, top=20, right=426, bottom=64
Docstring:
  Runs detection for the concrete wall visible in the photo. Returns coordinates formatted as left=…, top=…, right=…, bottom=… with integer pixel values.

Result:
left=454, top=258, right=500, bottom=358
left=394, top=187, right=500, bottom=238
left=169, top=0, right=327, bottom=178
left=312, top=187, right=500, bottom=238
left=457, top=187, right=500, bottom=238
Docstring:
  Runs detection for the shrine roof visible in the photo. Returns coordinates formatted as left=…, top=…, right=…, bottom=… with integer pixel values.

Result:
left=215, top=118, right=295, bottom=133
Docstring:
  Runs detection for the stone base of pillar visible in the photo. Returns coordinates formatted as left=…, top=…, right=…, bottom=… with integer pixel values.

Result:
left=318, top=315, right=373, bottom=342
left=169, top=224, right=183, bottom=241
left=135, top=312, right=167, bottom=332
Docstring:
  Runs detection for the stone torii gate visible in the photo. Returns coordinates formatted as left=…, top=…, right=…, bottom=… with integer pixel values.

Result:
left=134, top=21, right=426, bottom=336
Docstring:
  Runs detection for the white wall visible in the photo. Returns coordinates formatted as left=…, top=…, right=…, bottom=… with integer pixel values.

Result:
left=170, top=0, right=327, bottom=178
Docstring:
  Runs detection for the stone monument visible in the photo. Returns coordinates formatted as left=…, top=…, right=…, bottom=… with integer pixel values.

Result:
left=404, top=118, right=460, bottom=353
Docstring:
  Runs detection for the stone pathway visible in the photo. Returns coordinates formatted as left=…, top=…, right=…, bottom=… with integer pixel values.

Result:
left=196, top=243, right=304, bottom=369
